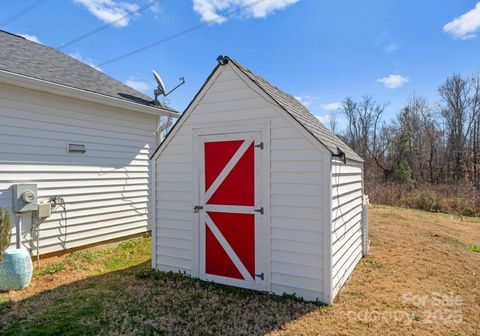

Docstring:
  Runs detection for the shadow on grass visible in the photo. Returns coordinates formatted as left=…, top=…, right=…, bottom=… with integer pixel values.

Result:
left=0, top=261, right=325, bottom=335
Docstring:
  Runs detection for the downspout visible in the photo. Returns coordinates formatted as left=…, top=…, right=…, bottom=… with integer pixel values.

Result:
left=151, top=117, right=160, bottom=269
left=323, top=153, right=333, bottom=304
left=361, top=162, right=369, bottom=256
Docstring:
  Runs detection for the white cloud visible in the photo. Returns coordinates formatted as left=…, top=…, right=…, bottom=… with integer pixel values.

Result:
left=374, top=31, right=399, bottom=54
left=295, top=96, right=343, bottom=115
left=248, top=0, right=300, bottom=18
left=193, top=0, right=300, bottom=23
left=74, top=0, right=140, bottom=27
left=125, top=79, right=151, bottom=93
left=444, top=2, right=480, bottom=40
left=294, top=95, right=312, bottom=108
left=377, top=74, right=410, bottom=89
left=374, top=30, right=389, bottom=45
left=150, top=2, right=162, bottom=14
left=17, top=33, right=41, bottom=44
left=193, top=0, right=229, bottom=22
left=383, top=42, right=399, bottom=54
left=320, top=102, right=341, bottom=111
left=68, top=52, right=102, bottom=72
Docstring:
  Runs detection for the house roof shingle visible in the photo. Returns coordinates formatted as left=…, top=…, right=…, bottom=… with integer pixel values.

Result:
left=0, top=30, right=177, bottom=113
left=226, top=57, right=363, bottom=162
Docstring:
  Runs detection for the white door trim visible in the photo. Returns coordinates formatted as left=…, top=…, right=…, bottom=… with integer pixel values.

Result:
left=192, top=122, right=270, bottom=291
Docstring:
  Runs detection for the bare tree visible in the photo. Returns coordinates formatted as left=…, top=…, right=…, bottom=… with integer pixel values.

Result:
left=439, top=74, right=480, bottom=182
left=341, top=96, right=390, bottom=180
left=337, top=73, right=480, bottom=190
left=341, top=97, right=363, bottom=155
left=328, top=111, right=339, bottom=135
left=420, top=103, right=442, bottom=183
left=367, top=121, right=397, bottom=182
left=341, top=96, right=387, bottom=157
left=396, top=95, right=441, bottom=183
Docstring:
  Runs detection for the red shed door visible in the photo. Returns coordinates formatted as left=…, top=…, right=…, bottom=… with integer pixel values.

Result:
left=197, top=131, right=266, bottom=290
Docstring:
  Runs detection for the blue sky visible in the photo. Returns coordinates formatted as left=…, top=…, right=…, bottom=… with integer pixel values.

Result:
left=2, top=0, right=480, bottom=129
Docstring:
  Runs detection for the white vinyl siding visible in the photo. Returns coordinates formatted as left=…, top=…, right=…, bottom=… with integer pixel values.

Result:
left=331, top=159, right=364, bottom=299
left=0, top=83, right=156, bottom=255
left=155, top=65, right=329, bottom=301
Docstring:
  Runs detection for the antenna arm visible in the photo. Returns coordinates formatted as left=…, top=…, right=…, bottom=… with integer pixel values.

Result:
left=164, top=77, right=186, bottom=97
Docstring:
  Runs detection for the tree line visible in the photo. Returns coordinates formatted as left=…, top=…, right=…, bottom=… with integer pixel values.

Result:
left=332, top=73, right=480, bottom=189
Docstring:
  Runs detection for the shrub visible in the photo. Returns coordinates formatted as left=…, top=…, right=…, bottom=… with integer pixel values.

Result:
left=367, top=182, right=480, bottom=217
left=0, top=208, right=11, bottom=261
left=393, top=161, right=414, bottom=185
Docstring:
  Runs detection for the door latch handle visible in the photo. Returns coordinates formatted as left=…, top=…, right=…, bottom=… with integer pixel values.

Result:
left=255, top=273, right=264, bottom=280
left=254, top=207, right=264, bottom=215
left=254, top=142, right=264, bottom=150
left=193, top=205, right=203, bottom=213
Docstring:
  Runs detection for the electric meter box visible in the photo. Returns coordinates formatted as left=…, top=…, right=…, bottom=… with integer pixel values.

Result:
left=37, top=202, right=52, bottom=218
left=12, top=184, right=38, bottom=213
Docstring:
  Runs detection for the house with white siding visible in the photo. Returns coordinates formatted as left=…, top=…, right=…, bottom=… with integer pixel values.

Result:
left=0, top=30, right=179, bottom=256
left=151, top=55, right=368, bottom=303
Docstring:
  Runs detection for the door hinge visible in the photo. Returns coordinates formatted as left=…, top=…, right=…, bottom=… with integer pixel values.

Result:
left=193, top=205, right=203, bottom=213
left=255, top=273, right=264, bottom=280
left=254, top=142, right=264, bottom=150
left=254, top=207, right=264, bottom=215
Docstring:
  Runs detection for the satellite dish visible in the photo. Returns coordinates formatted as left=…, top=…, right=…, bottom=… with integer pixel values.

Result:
left=151, top=69, right=186, bottom=106
left=152, top=69, right=166, bottom=96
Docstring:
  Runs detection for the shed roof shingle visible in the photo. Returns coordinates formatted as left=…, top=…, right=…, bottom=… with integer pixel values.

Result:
left=226, top=57, right=363, bottom=162
left=0, top=30, right=176, bottom=113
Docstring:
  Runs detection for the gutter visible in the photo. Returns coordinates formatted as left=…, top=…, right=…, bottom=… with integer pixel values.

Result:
left=0, top=69, right=180, bottom=118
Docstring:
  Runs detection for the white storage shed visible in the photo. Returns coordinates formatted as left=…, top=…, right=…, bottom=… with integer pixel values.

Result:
left=0, top=31, right=179, bottom=256
left=151, top=56, right=367, bottom=303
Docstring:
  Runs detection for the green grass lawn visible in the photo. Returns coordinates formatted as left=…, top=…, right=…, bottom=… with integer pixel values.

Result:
left=0, top=206, right=479, bottom=335
left=0, top=237, right=322, bottom=335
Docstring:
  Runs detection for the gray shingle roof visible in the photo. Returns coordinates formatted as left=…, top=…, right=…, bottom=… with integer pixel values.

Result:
left=226, top=57, right=363, bottom=162
left=0, top=30, right=176, bottom=113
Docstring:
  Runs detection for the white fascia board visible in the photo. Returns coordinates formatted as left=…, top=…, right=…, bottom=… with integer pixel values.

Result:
left=0, top=69, right=180, bottom=118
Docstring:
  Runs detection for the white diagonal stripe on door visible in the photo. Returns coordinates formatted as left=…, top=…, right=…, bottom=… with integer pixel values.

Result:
left=204, top=140, right=253, bottom=203
left=205, top=212, right=254, bottom=282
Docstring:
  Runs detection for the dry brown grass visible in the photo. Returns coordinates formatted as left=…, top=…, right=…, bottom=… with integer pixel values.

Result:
left=269, top=206, right=480, bottom=335
left=368, top=183, right=480, bottom=217
left=0, top=206, right=479, bottom=335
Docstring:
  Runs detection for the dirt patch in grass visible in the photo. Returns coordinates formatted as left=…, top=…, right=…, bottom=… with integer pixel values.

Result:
left=1, top=207, right=479, bottom=335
